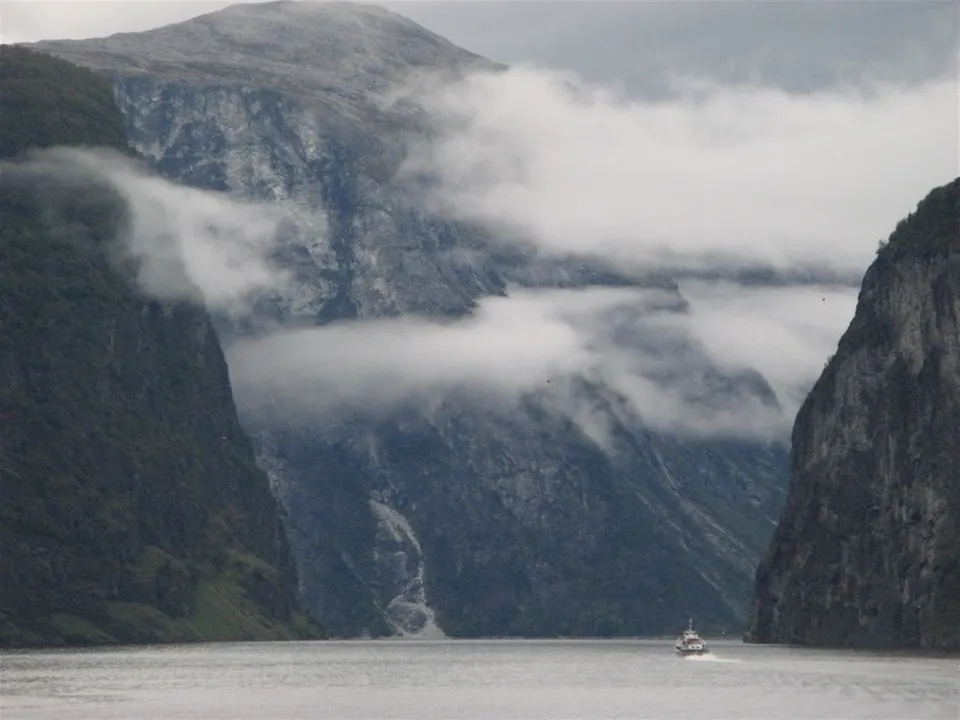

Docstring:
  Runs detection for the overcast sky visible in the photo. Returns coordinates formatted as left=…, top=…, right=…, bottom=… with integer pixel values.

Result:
left=4, top=1, right=958, bottom=95
left=399, top=1, right=960, bottom=94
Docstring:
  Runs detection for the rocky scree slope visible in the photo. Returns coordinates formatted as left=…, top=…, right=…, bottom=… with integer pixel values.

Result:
left=0, top=46, right=322, bottom=647
left=746, top=177, right=960, bottom=650
left=33, top=1, right=788, bottom=637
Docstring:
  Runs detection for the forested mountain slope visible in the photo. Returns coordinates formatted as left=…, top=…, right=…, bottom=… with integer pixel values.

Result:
left=0, top=46, right=322, bottom=646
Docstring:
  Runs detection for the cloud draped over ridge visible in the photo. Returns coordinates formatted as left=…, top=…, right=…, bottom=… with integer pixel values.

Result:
left=1, top=71, right=917, bottom=442
left=227, top=284, right=858, bottom=441
left=3, top=148, right=289, bottom=313
left=674, top=280, right=859, bottom=419
left=228, top=287, right=631, bottom=420
left=230, top=63, right=923, bottom=440
left=399, top=65, right=959, bottom=275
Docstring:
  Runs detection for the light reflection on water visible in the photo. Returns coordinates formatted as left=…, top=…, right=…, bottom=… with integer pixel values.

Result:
left=1, top=639, right=957, bottom=719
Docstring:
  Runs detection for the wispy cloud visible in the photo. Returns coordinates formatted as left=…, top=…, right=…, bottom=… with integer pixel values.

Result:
left=227, top=282, right=855, bottom=441
left=229, top=64, right=923, bottom=442
left=2, top=69, right=919, bottom=444
left=5, top=148, right=290, bottom=314
left=228, top=287, right=628, bottom=422
left=400, top=65, right=958, bottom=275
left=293, top=63, right=953, bottom=443
left=674, top=281, right=860, bottom=420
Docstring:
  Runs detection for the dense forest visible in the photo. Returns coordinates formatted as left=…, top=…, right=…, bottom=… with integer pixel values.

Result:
left=0, top=46, right=323, bottom=646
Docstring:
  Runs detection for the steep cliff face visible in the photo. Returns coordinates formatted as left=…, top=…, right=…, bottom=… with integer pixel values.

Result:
left=33, top=2, right=789, bottom=637
left=747, top=178, right=960, bottom=650
left=257, top=407, right=786, bottom=637
left=0, top=46, right=321, bottom=647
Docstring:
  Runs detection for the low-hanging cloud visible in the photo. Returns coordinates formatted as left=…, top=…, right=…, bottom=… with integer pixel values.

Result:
left=229, top=66, right=915, bottom=442
left=1, top=91, right=898, bottom=444
left=228, top=287, right=630, bottom=420
left=227, top=282, right=854, bottom=441
left=675, top=281, right=860, bottom=416
left=3, top=148, right=290, bottom=313
left=399, top=65, right=958, bottom=275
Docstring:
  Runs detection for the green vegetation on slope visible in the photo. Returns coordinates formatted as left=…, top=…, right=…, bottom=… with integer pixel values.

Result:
left=876, top=177, right=960, bottom=260
left=0, top=46, right=323, bottom=646
left=0, top=45, right=129, bottom=158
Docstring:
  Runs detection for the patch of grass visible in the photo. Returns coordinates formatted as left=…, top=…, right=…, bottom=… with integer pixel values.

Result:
left=103, top=602, right=197, bottom=643
left=42, top=613, right=117, bottom=645
left=287, top=611, right=323, bottom=639
left=178, top=579, right=290, bottom=641
left=0, top=614, right=47, bottom=647
left=0, top=45, right=130, bottom=160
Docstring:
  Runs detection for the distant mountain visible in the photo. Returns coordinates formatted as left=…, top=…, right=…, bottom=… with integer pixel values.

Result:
left=746, top=177, right=960, bottom=650
left=31, top=1, right=789, bottom=637
left=0, top=45, right=322, bottom=647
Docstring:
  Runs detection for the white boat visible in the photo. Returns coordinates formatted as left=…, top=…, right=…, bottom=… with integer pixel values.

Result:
left=674, top=618, right=708, bottom=655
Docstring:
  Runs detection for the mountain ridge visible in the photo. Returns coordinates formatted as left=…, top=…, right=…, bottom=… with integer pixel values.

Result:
left=26, top=2, right=792, bottom=638
left=29, top=1, right=500, bottom=115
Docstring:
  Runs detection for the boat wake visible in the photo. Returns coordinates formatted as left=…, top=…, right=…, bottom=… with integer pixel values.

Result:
left=685, top=653, right=742, bottom=663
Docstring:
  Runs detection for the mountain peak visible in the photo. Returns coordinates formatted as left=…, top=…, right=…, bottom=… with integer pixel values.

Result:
left=219, top=1, right=405, bottom=21
left=28, top=0, right=494, bottom=102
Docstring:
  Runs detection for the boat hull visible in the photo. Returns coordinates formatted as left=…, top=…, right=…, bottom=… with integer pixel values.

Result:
left=675, top=620, right=708, bottom=656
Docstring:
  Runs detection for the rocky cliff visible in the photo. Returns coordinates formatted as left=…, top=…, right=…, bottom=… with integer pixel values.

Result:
left=747, top=178, right=960, bottom=650
left=0, top=46, right=322, bottom=647
left=32, top=1, right=789, bottom=637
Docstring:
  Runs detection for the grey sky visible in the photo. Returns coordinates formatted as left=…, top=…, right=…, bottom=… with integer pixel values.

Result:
left=397, top=1, right=960, bottom=94
left=3, top=1, right=958, bottom=94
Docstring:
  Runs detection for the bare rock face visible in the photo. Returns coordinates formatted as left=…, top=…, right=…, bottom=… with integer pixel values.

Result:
left=747, top=178, right=960, bottom=650
left=33, top=1, right=789, bottom=638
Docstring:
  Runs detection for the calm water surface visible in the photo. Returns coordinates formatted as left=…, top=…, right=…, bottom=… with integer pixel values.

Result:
left=1, top=639, right=957, bottom=719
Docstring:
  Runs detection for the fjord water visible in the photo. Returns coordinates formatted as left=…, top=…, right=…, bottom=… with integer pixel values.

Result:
left=2, top=640, right=957, bottom=719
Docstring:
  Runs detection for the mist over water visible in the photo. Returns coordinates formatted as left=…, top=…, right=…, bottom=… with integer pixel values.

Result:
left=2, top=640, right=957, bottom=719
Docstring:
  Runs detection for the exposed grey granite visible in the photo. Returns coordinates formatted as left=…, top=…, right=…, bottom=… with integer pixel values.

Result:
left=747, top=178, right=960, bottom=650
left=32, top=1, right=789, bottom=637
